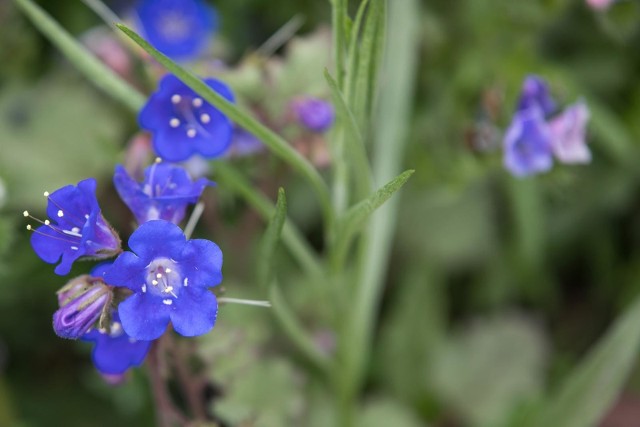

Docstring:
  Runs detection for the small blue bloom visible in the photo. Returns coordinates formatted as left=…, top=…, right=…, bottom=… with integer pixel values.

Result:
left=139, top=74, right=234, bottom=162
left=53, top=274, right=111, bottom=339
left=28, top=178, right=121, bottom=275
left=134, top=0, right=217, bottom=60
left=292, top=97, right=335, bottom=132
left=83, top=312, right=152, bottom=375
left=104, top=220, right=222, bottom=341
left=113, top=162, right=213, bottom=225
left=516, top=75, right=556, bottom=116
left=503, top=107, right=553, bottom=177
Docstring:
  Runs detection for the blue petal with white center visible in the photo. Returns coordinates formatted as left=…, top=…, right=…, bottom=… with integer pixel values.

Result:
left=139, top=74, right=235, bottom=162
left=113, top=162, right=213, bottom=225
left=29, top=178, right=121, bottom=275
left=103, top=220, right=223, bottom=340
left=134, top=0, right=217, bottom=60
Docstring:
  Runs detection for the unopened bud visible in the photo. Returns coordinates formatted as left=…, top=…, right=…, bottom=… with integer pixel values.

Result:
left=291, top=97, right=335, bottom=133
left=53, top=276, right=111, bottom=340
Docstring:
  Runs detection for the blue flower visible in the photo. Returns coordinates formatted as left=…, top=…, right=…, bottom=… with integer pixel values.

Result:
left=503, top=107, right=553, bottom=177
left=134, top=0, right=217, bottom=60
left=516, top=75, right=556, bottom=116
left=103, top=220, right=222, bottom=340
left=113, top=162, right=213, bottom=225
left=549, top=100, right=591, bottom=164
left=83, top=312, right=152, bottom=375
left=139, top=74, right=234, bottom=162
left=53, top=274, right=111, bottom=339
left=27, top=178, right=121, bottom=275
left=291, top=97, right=335, bottom=132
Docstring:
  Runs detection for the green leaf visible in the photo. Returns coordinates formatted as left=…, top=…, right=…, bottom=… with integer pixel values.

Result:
left=324, top=70, right=372, bottom=201
left=116, top=23, right=333, bottom=229
left=524, top=294, right=640, bottom=427
left=212, top=161, right=322, bottom=278
left=330, top=0, right=348, bottom=89
left=331, top=169, right=414, bottom=270
left=13, top=0, right=145, bottom=113
left=257, top=188, right=287, bottom=288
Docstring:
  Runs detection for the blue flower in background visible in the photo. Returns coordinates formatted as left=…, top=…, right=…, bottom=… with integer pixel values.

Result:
left=292, top=97, right=335, bottom=132
left=139, top=74, right=234, bottom=161
left=224, top=125, right=264, bottom=157
left=104, top=220, right=222, bottom=341
left=549, top=100, right=591, bottom=164
left=83, top=312, right=152, bottom=375
left=113, top=162, right=213, bottom=225
left=516, top=75, right=556, bottom=117
left=134, top=0, right=217, bottom=60
left=503, top=107, right=553, bottom=177
left=27, top=178, right=121, bottom=275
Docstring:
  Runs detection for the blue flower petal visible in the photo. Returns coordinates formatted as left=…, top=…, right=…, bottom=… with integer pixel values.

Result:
left=103, top=252, right=145, bottom=291
left=180, top=239, right=223, bottom=288
left=170, top=288, right=218, bottom=336
left=119, top=293, right=171, bottom=340
left=127, top=220, right=186, bottom=261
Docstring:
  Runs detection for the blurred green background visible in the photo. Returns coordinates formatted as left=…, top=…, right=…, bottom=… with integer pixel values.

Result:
left=2, top=0, right=640, bottom=426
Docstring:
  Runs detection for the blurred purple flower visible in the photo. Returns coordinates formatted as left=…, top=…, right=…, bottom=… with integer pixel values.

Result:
left=292, top=97, right=335, bottom=132
left=27, top=178, right=120, bottom=275
left=139, top=74, right=234, bottom=162
left=134, top=0, right=217, bottom=60
left=503, top=107, right=553, bottom=177
left=103, top=220, right=222, bottom=341
left=113, top=162, right=213, bottom=225
left=549, top=100, right=591, bottom=164
left=586, top=0, right=616, bottom=10
left=517, top=75, right=556, bottom=116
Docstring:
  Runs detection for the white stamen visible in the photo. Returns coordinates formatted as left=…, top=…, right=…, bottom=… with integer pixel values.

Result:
left=155, top=157, right=162, bottom=163
left=84, top=214, right=89, bottom=219
left=170, top=118, right=180, bottom=128
left=70, top=246, right=79, bottom=250
left=62, top=229, right=82, bottom=237
left=156, top=273, right=162, bottom=279
left=23, top=210, right=29, bottom=217
left=192, top=98, right=203, bottom=108
left=26, top=225, right=32, bottom=230
left=164, top=286, right=174, bottom=293
left=200, top=113, right=211, bottom=124
left=71, top=227, right=80, bottom=233
left=187, top=129, right=197, bottom=138
left=57, top=210, right=64, bottom=217
left=152, top=280, right=159, bottom=285
left=44, top=220, right=50, bottom=226
left=142, top=284, right=147, bottom=293
left=171, top=94, right=182, bottom=104
left=43, top=191, right=50, bottom=197
left=111, top=322, right=122, bottom=334
left=183, top=277, right=188, bottom=286
left=163, top=299, right=173, bottom=305
left=165, top=268, right=172, bottom=273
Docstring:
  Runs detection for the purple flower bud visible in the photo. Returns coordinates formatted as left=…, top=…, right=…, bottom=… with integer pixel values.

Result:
left=53, top=276, right=111, bottom=340
left=549, top=100, right=591, bottom=164
left=292, top=97, right=335, bottom=133
left=517, top=76, right=556, bottom=117
left=503, top=106, right=554, bottom=177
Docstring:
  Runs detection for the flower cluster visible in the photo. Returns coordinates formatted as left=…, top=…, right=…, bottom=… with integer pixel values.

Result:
left=26, top=160, right=221, bottom=378
left=503, top=75, right=591, bottom=177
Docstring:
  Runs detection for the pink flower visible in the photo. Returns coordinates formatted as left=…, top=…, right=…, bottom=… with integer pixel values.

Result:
left=586, top=0, right=616, bottom=11
left=549, top=101, right=591, bottom=164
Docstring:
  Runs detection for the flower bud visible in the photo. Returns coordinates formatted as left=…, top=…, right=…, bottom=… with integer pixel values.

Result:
left=53, top=276, right=111, bottom=340
left=291, top=97, right=335, bottom=133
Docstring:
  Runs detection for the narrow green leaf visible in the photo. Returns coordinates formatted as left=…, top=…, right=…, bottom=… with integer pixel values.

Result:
left=331, top=169, right=414, bottom=270
left=526, top=294, right=640, bottom=427
left=116, top=23, right=333, bottom=229
left=331, top=0, right=348, bottom=89
left=213, top=162, right=322, bottom=278
left=324, top=70, right=372, bottom=200
left=257, top=188, right=287, bottom=288
left=14, top=0, right=145, bottom=113
left=269, top=283, right=330, bottom=374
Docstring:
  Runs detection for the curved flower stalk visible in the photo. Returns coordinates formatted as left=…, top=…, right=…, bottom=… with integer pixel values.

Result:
left=113, top=161, right=213, bottom=225
left=104, top=220, right=223, bottom=340
left=139, top=74, right=235, bottom=162
left=26, top=178, right=121, bottom=275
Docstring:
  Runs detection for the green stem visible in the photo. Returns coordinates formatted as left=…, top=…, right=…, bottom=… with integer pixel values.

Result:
left=213, top=161, right=323, bottom=278
left=14, top=0, right=145, bottom=112
left=331, top=0, right=348, bottom=90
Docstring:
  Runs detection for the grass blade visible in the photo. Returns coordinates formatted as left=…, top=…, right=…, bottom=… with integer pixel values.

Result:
left=257, top=188, right=287, bottom=288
